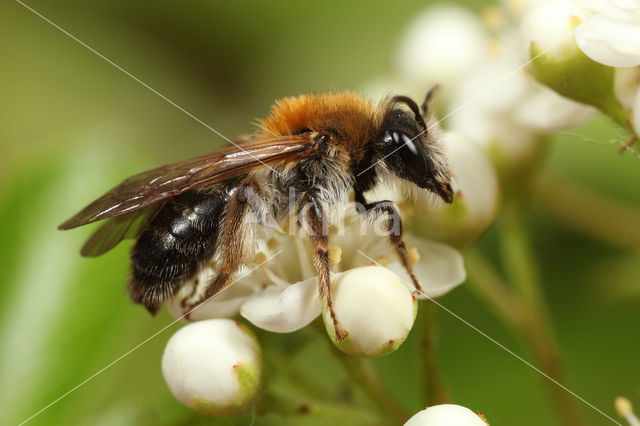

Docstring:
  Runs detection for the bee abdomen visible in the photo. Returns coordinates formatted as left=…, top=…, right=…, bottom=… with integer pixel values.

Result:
left=128, top=190, right=227, bottom=314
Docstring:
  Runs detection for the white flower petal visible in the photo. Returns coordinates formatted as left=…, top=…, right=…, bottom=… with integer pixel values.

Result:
left=405, top=404, right=487, bottom=426
left=166, top=268, right=258, bottom=322
left=575, top=9, right=640, bottom=67
left=450, top=50, right=527, bottom=115
left=440, top=132, right=499, bottom=224
left=615, top=67, right=640, bottom=109
left=162, top=319, right=262, bottom=416
left=240, top=277, right=321, bottom=333
left=386, top=235, right=465, bottom=299
left=521, top=1, right=585, bottom=55
left=513, top=86, right=594, bottom=131
left=575, top=0, right=637, bottom=11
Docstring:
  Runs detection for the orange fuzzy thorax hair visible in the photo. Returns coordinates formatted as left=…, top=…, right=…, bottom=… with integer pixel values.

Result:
left=258, top=92, right=384, bottom=155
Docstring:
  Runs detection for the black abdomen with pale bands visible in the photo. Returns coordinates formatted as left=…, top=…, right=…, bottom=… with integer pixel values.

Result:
left=128, top=189, right=228, bottom=314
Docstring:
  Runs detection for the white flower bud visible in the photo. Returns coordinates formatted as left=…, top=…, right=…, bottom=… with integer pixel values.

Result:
left=405, top=404, right=488, bottom=426
left=162, top=319, right=263, bottom=416
left=322, top=266, right=417, bottom=357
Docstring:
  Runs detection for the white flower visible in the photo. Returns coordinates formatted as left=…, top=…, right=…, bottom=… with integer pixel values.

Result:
left=365, top=5, right=489, bottom=106
left=520, top=0, right=627, bottom=125
left=322, top=266, right=417, bottom=357
left=404, top=404, right=488, bottom=426
left=167, top=203, right=466, bottom=351
left=161, top=319, right=263, bottom=416
left=385, top=2, right=593, bottom=179
left=574, top=0, right=640, bottom=67
left=447, top=32, right=593, bottom=175
left=396, top=5, right=489, bottom=94
left=521, top=0, right=585, bottom=56
left=521, top=0, right=640, bottom=68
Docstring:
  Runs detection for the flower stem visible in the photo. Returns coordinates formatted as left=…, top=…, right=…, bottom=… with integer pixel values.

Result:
left=500, top=199, right=586, bottom=426
left=312, top=320, right=410, bottom=423
left=465, top=250, right=526, bottom=330
left=418, top=299, right=449, bottom=407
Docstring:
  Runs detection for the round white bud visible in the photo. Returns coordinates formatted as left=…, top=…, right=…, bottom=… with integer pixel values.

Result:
left=162, top=319, right=263, bottom=416
left=405, top=404, right=488, bottom=426
left=322, top=266, right=417, bottom=357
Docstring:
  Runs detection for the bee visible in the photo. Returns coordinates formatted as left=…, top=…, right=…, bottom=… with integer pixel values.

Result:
left=60, top=88, right=453, bottom=339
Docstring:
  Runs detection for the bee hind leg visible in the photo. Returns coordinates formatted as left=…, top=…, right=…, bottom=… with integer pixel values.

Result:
left=355, top=192, right=424, bottom=296
left=183, top=179, right=261, bottom=318
left=298, top=191, right=347, bottom=341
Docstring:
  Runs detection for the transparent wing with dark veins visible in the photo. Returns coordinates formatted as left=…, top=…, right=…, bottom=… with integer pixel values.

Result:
left=79, top=203, right=164, bottom=257
left=59, top=135, right=314, bottom=230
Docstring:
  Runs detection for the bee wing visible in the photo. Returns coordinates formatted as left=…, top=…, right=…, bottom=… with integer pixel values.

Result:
left=79, top=203, right=164, bottom=257
left=59, top=135, right=314, bottom=230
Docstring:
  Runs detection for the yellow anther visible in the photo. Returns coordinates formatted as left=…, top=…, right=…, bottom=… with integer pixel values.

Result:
left=329, top=246, right=342, bottom=264
left=408, top=247, right=420, bottom=267
left=253, top=251, right=268, bottom=266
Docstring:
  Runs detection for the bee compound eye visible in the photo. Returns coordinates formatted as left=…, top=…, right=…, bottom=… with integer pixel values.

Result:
left=391, top=131, right=418, bottom=155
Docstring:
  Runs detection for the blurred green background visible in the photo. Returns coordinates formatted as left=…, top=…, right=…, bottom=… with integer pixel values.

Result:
left=2, top=1, right=640, bottom=425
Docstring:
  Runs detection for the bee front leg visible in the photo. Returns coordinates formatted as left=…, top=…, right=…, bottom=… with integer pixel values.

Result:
left=183, top=179, right=261, bottom=317
left=298, top=191, right=346, bottom=341
left=355, top=191, right=424, bottom=296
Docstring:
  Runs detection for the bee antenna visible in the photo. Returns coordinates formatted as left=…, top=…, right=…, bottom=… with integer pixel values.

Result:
left=391, top=95, right=426, bottom=130
left=421, top=84, right=440, bottom=118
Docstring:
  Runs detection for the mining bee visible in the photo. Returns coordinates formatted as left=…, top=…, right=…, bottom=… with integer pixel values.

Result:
left=60, top=88, right=453, bottom=339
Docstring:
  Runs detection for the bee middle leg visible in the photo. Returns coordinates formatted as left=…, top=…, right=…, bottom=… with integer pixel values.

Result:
left=355, top=191, right=424, bottom=295
left=183, top=179, right=261, bottom=316
left=298, top=191, right=346, bottom=340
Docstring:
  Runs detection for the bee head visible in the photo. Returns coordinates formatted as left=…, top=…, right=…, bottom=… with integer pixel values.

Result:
left=378, top=89, right=453, bottom=203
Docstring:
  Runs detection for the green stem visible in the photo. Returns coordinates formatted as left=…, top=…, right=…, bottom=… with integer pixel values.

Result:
left=261, top=330, right=330, bottom=401
left=500, top=199, right=586, bottom=426
left=534, top=176, right=640, bottom=250
left=312, top=320, right=410, bottom=423
left=500, top=201, right=546, bottom=313
left=418, top=300, right=449, bottom=407
left=465, top=250, right=526, bottom=330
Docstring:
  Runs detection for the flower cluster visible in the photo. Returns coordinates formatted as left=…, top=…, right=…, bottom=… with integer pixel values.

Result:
left=520, top=0, right=640, bottom=138
left=365, top=3, right=598, bottom=182
left=162, top=205, right=467, bottom=414
left=157, top=0, right=640, bottom=417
